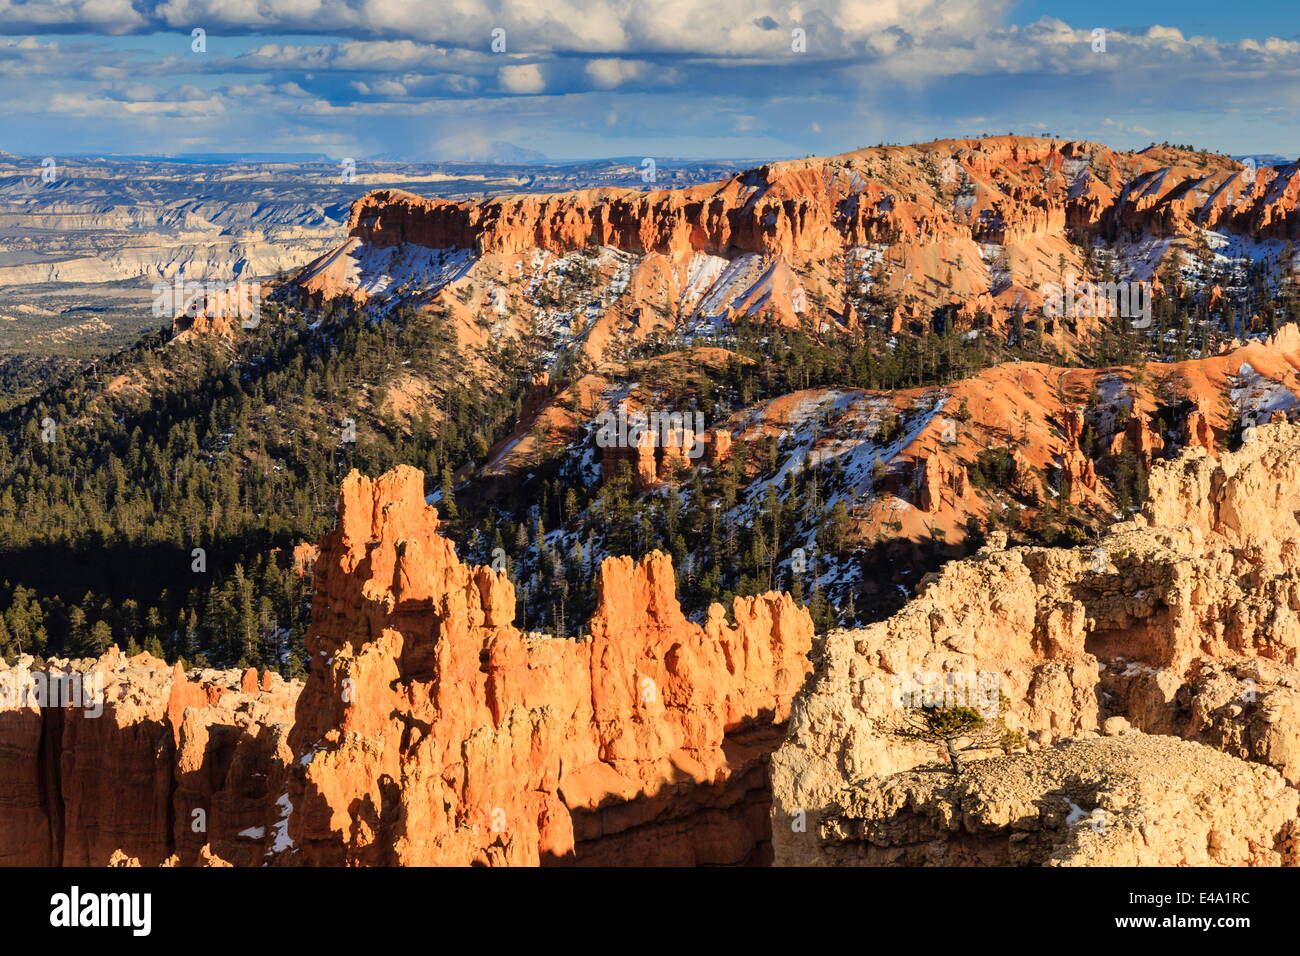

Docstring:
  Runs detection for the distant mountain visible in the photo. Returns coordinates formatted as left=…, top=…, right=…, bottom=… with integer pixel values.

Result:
left=466, top=141, right=549, bottom=164
left=0, top=151, right=748, bottom=358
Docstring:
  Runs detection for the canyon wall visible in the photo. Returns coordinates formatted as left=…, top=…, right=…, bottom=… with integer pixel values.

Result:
left=344, top=139, right=1300, bottom=261
left=282, top=465, right=813, bottom=865
left=0, top=652, right=297, bottom=866
left=286, top=137, right=1300, bottom=362
left=0, top=466, right=812, bottom=867
left=9, top=422, right=1300, bottom=867
left=771, top=422, right=1300, bottom=865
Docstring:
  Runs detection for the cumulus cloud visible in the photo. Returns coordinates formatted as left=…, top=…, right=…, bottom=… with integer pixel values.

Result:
left=0, top=2, right=1298, bottom=159
left=497, top=62, right=545, bottom=93
left=583, top=57, right=681, bottom=89
left=1, top=0, right=1008, bottom=56
left=0, top=0, right=148, bottom=33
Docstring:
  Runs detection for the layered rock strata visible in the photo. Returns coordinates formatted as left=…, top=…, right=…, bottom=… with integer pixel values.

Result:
left=289, top=137, right=1300, bottom=358
left=0, top=467, right=813, bottom=867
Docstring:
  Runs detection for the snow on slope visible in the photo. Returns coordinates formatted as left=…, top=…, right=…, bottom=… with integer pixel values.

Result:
left=348, top=243, right=476, bottom=305
left=1230, top=362, right=1300, bottom=425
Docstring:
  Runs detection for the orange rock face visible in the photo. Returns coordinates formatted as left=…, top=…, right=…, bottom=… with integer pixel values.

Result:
left=169, top=280, right=270, bottom=340
left=284, top=465, right=814, bottom=866
left=707, top=428, right=733, bottom=465
left=599, top=424, right=704, bottom=491
left=0, top=651, right=297, bottom=866
left=916, top=451, right=968, bottom=513
left=291, top=541, right=320, bottom=577
left=339, top=140, right=1292, bottom=264
left=292, top=137, right=1300, bottom=363
left=0, top=464, right=811, bottom=868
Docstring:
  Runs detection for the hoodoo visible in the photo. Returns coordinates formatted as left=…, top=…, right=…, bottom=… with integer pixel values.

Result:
left=284, top=465, right=814, bottom=865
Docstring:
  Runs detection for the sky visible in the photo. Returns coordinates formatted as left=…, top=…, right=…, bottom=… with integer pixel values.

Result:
left=0, top=0, right=1296, bottom=162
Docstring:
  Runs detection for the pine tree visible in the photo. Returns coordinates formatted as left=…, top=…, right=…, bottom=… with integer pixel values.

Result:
left=439, top=465, right=458, bottom=520
left=89, top=620, right=113, bottom=656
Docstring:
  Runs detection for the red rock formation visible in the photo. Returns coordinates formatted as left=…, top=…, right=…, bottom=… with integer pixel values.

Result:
left=0, top=651, right=297, bottom=866
left=599, top=418, right=706, bottom=492
left=291, top=541, right=320, bottom=577
left=284, top=465, right=813, bottom=866
left=1184, top=407, right=1216, bottom=455
left=1208, top=284, right=1225, bottom=312
left=1053, top=406, right=1099, bottom=493
left=916, top=451, right=968, bottom=512
left=1124, top=413, right=1165, bottom=467
left=1060, top=445, right=1099, bottom=493
left=169, top=280, right=269, bottom=340
left=654, top=425, right=701, bottom=483
left=600, top=426, right=659, bottom=491
left=1009, top=448, right=1042, bottom=502
left=292, top=137, right=1300, bottom=360
left=520, top=372, right=553, bottom=421
left=0, top=465, right=810, bottom=868
left=707, top=428, right=733, bottom=465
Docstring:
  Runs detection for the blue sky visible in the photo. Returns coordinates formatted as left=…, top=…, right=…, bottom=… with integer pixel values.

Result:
left=0, top=0, right=1296, bottom=161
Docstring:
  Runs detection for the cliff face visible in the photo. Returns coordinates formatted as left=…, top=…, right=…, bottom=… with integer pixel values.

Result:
left=283, top=465, right=814, bottom=865
left=770, top=422, right=1300, bottom=866
left=10, top=420, right=1299, bottom=867
left=0, top=467, right=811, bottom=868
left=0, top=651, right=297, bottom=866
left=286, top=136, right=1300, bottom=361
left=341, top=139, right=1294, bottom=260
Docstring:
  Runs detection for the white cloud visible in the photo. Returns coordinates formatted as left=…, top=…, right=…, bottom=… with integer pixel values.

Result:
left=498, top=62, right=545, bottom=93
left=1145, top=25, right=1185, bottom=43
left=1, top=0, right=1011, bottom=58
left=585, top=57, right=648, bottom=88
left=2, top=2, right=1300, bottom=157
left=0, top=0, right=147, bottom=32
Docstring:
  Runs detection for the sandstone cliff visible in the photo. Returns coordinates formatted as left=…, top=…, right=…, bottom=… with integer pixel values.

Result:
left=282, top=465, right=814, bottom=865
left=0, top=466, right=812, bottom=868
left=10, top=420, right=1300, bottom=867
left=771, top=421, right=1300, bottom=865
left=0, top=650, right=297, bottom=866
left=287, top=137, right=1300, bottom=360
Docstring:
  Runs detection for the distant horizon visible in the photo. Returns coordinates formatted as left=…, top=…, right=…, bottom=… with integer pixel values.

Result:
left=2, top=137, right=1296, bottom=170
left=2, top=151, right=777, bottom=165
